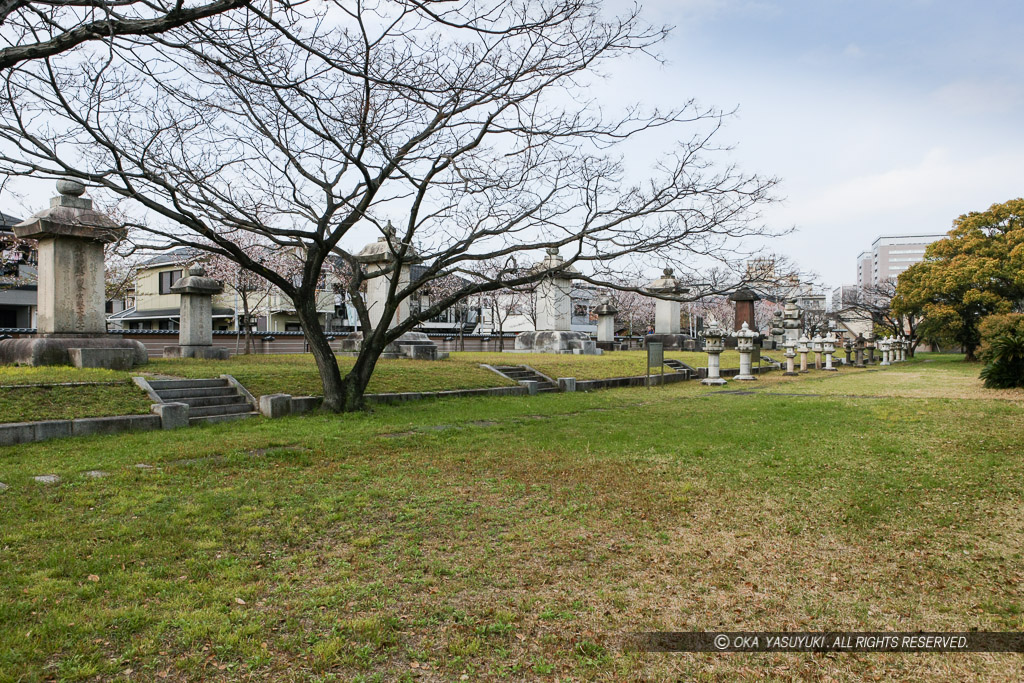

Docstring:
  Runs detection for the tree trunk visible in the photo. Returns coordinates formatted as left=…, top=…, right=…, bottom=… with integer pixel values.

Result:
left=294, top=294, right=352, bottom=411
left=241, top=291, right=252, bottom=354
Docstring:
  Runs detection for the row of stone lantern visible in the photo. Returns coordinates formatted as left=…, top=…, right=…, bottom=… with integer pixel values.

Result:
left=878, top=336, right=909, bottom=365
left=699, top=319, right=761, bottom=385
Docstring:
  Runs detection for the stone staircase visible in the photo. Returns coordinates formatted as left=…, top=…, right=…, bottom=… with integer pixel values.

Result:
left=489, top=365, right=559, bottom=392
left=147, top=378, right=257, bottom=425
left=661, top=359, right=692, bottom=377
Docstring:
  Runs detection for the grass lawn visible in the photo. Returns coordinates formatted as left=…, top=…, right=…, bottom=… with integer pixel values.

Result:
left=1, top=350, right=758, bottom=422
left=1, top=355, right=1021, bottom=680
left=455, top=350, right=750, bottom=381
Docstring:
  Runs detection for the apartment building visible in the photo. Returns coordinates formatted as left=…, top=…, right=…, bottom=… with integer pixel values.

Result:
left=862, top=234, right=945, bottom=286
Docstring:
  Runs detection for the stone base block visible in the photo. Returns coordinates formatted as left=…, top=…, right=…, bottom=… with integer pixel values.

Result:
left=519, top=380, right=539, bottom=395
left=734, top=374, right=757, bottom=381
left=259, top=394, right=292, bottom=418
left=152, top=402, right=189, bottom=429
left=0, top=336, right=148, bottom=367
left=557, top=377, right=576, bottom=392
left=700, top=377, right=727, bottom=386
left=340, top=331, right=446, bottom=361
left=69, top=347, right=136, bottom=370
left=514, top=330, right=599, bottom=355
left=644, top=333, right=693, bottom=351
left=163, top=345, right=230, bottom=360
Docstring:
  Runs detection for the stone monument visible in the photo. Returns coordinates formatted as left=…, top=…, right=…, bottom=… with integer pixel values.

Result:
left=811, top=334, right=823, bottom=370
left=700, top=317, right=727, bottom=386
left=854, top=334, right=866, bottom=368
left=594, top=296, right=618, bottom=350
left=879, top=337, right=891, bottom=366
left=782, top=299, right=801, bottom=347
left=732, top=321, right=759, bottom=381
left=728, top=288, right=760, bottom=332
left=339, top=223, right=446, bottom=360
left=769, top=310, right=785, bottom=349
left=644, top=267, right=691, bottom=351
left=0, top=180, right=147, bottom=368
left=163, top=265, right=230, bottom=359
left=514, top=248, right=598, bottom=354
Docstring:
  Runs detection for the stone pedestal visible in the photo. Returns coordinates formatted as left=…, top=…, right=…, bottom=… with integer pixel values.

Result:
left=0, top=180, right=147, bottom=368
left=339, top=330, right=448, bottom=360
left=356, top=222, right=420, bottom=332
left=163, top=265, right=229, bottom=360
left=700, top=318, right=728, bottom=386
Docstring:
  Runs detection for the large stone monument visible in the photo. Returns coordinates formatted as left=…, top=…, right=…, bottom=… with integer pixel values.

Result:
left=728, top=288, right=760, bottom=332
left=163, top=265, right=230, bottom=359
left=514, top=248, right=597, bottom=354
left=339, top=223, right=446, bottom=360
left=594, top=296, right=618, bottom=350
left=0, top=180, right=147, bottom=368
left=644, top=267, right=691, bottom=351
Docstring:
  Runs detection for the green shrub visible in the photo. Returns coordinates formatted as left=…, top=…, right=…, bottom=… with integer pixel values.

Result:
left=979, top=332, right=1024, bottom=388
left=978, top=313, right=1024, bottom=363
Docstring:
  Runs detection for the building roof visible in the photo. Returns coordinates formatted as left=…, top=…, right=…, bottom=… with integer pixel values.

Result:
left=140, top=247, right=199, bottom=267
left=108, top=306, right=235, bottom=320
left=1, top=211, right=23, bottom=230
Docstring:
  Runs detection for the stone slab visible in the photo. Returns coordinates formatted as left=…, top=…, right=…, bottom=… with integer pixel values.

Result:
left=259, top=394, right=292, bottom=419
left=0, top=422, right=36, bottom=447
left=0, top=336, right=148, bottom=367
left=163, top=345, right=230, bottom=360
left=152, top=402, right=189, bottom=430
left=69, top=347, right=135, bottom=370
left=72, top=414, right=160, bottom=437
left=33, top=474, right=60, bottom=484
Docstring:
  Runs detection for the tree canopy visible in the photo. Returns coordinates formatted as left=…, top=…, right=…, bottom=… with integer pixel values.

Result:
left=893, top=198, right=1024, bottom=360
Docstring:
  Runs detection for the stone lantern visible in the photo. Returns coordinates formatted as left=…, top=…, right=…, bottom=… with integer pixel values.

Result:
left=843, top=338, right=853, bottom=365
left=700, top=317, right=727, bottom=386
left=811, top=333, right=824, bottom=370
left=732, top=320, right=759, bottom=381
left=822, top=332, right=838, bottom=371
left=879, top=337, right=891, bottom=366
left=783, top=337, right=798, bottom=376
left=866, top=335, right=876, bottom=364
left=0, top=180, right=147, bottom=368
left=899, top=337, right=908, bottom=362
left=594, top=296, right=618, bottom=350
left=163, top=265, right=230, bottom=359
left=854, top=334, right=866, bottom=368
left=797, top=334, right=810, bottom=373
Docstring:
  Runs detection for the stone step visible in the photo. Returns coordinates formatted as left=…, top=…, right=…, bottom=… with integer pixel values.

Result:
left=188, top=403, right=255, bottom=418
left=189, top=412, right=258, bottom=426
left=148, top=378, right=228, bottom=390
left=155, top=386, right=238, bottom=400
left=176, top=395, right=249, bottom=408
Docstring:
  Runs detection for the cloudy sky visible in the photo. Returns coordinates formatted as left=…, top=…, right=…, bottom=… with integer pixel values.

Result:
left=606, top=0, right=1024, bottom=288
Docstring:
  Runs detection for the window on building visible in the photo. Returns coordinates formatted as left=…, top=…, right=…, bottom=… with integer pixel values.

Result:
left=159, top=269, right=183, bottom=294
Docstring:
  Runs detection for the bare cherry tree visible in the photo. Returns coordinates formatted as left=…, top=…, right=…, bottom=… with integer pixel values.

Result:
left=0, top=0, right=779, bottom=410
left=841, top=279, right=921, bottom=355
left=0, top=0, right=250, bottom=69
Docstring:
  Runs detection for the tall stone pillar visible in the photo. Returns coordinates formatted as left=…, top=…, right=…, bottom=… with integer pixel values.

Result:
left=728, top=288, right=760, bottom=332
left=594, top=296, right=618, bottom=350
left=339, top=222, right=446, bottom=360
left=0, top=180, right=147, bottom=368
left=644, top=268, right=690, bottom=350
left=163, top=265, right=229, bottom=359
left=514, top=248, right=596, bottom=354
left=798, top=334, right=810, bottom=373
left=823, top=332, right=837, bottom=371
